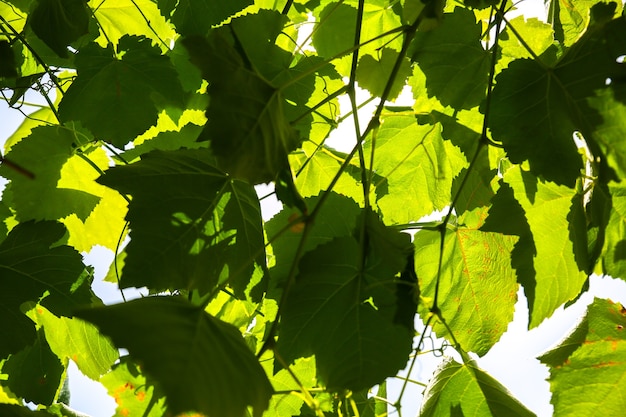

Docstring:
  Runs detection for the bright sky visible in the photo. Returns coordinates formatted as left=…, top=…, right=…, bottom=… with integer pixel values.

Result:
left=2, top=1, right=626, bottom=416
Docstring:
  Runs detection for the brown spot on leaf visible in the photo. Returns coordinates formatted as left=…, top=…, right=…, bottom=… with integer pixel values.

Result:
left=288, top=213, right=305, bottom=233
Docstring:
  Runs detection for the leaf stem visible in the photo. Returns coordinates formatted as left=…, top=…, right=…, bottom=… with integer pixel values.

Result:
left=281, top=0, right=294, bottom=15
left=395, top=314, right=434, bottom=409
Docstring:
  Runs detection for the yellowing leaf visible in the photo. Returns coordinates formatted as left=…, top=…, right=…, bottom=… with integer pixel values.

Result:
left=539, top=298, right=626, bottom=416
left=414, top=226, right=518, bottom=356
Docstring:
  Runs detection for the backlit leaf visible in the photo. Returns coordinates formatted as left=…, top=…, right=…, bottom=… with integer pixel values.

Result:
left=489, top=16, right=626, bottom=185
left=58, top=36, right=185, bottom=147
left=409, top=7, right=490, bottom=110
left=365, top=110, right=464, bottom=224
left=89, top=0, right=175, bottom=48
left=538, top=297, right=626, bottom=416
left=597, top=181, right=626, bottom=280
left=29, top=0, right=89, bottom=57
left=0, top=221, right=91, bottom=357
left=100, top=357, right=167, bottom=417
left=265, top=192, right=361, bottom=292
left=0, top=126, right=100, bottom=222
left=419, top=357, right=536, bottom=417
left=414, top=226, right=518, bottom=356
left=183, top=29, right=299, bottom=184
left=503, top=166, right=588, bottom=328
left=356, top=48, right=412, bottom=101
left=98, top=149, right=266, bottom=297
left=76, top=296, right=273, bottom=417
left=27, top=305, right=118, bottom=380
left=276, top=213, right=415, bottom=391
left=156, top=0, right=252, bottom=36
left=1, top=330, right=64, bottom=406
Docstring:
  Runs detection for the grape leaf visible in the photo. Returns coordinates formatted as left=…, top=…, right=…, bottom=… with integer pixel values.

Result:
left=100, top=357, right=167, bottom=417
left=262, top=357, right=317, bottom=417
left=0, top=125, right=100, bottom=222
left=265, top=192, right=361, bottom=293
left=76, top=296, right=273, bottom=417
left=58, top=35, right=185, bottom=147
left=547, top=0, right=623, bottom=46
left=414, top=227, right=518, bottom=356
left=409, top=7, right=490, bottom=110
left=98, top=149, right=266, bottom=298
left=183, top=29, right=299, bottom=184
left=538, top=297, right=626, bottom=416
left=276, top=212, right=415, bottom=391
left=420, top=357, right=536, bottom=417
left=29, top=0, right=89, bottom=57
left=1, top=329, right=64, bottom=406
left=312, top=1, right=403, bottom=73
left=0, top=405, right=56, bottom=417
left=489, top=16, right=626, bottom=185
left=90, top=0, right=174, bottom=47
left=504, top=166, right=588, bottom=328
left=27, top=305, right=118, bottom=380
left=356, top=48, right=412, bottom=101
left=596, top=181, right=626, bottom=280
left=364, top=110, right=464, bottom=224
left=156, top=0, right=252, bottom=36
left=312, top=2, right=357, bottom=60
left=0, top=40, right=17, bottom=77
left=0, top=221, right=91, bottom=357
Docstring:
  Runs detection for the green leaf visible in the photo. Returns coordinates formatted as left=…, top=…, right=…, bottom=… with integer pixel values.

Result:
left=90, top=0, right=175, bottom=48
left=547, top=0, right=622, bottom=46
left=489, top=16, right=626, bottom=185
left=356, top=48, right=412, bottom=101
left=262, top=357, right=317, bottom=417
left=0, top=405, right=56, bottom=417
left=312, top=1, right=403, bottom=73
left=365, top=110, right=464, bottom=224
left=75, top=296, right=273, bottom=417
left=0, top=126, right=100, bottom=222
left=503, top=166, right=588, bottom=328
left=118, top=122, right=204, bottom=161
left=538, top=298, right=626, bottom=417
left=276, top=213, right=415, bottom=391
left=156, top=0, right=253, bottom=36
left=597, top=181, right=626, bottom=279
left=58, top=36, right=185, bottom=147
left=100, top=357, right=167, bottom=417
left=353, top=383, right=387, bottom=417
left=183, top=29, right=299, bottom=184
left=98, top=149, right=266, bottom=297
left=409, top=8, right=491, bottom=110
left=0, top=40, right=18, bottom=77
left=29, top=0, right=89, bottom=57
left=265, top=192, right=361, bottom=292
left=0, top=221, right=91, bottom=357
left=312, top=3, right=357, bottom=60
left=420, top=357, right=536, bottom=417
left=498, top=16, right=555, bottom=69
left=414, top=226, right=518, bottom=356
left=27, top=305, right=118, bottom=380
left=289, top=144, right=364, bottom=202
left=1, top=330, right=64, bottom=406
left=229, top=10, right=293, bottom=82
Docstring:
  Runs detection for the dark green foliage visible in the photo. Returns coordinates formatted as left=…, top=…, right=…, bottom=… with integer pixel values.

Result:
left=1, top=1, right=626, bottom=416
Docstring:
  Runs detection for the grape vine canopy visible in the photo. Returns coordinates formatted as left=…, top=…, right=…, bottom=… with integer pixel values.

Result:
left=0, top=0, right=625, bottom=416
